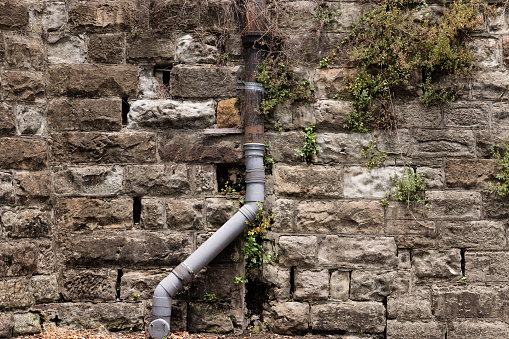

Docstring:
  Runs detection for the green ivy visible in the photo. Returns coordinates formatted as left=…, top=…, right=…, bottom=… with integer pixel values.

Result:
left=361, top=139, right=387, bottom=169
left=489, top=141, right=509, bottom=197
left=295, top=123, right=322, bottom=163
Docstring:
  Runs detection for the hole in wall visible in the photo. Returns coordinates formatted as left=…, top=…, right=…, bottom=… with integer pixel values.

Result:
left=216, top=164, right=246, bottom=194
left=154, top=67, right=172, bottom=85
left=133, top=197, right=142, bottom=225
left=289, top=266, right=296, bottom=298
left=115, top=268, right=123, bottom=299
left=122, top=97, right=130, bottom=125
left=245, top=278, right=270, bottom=316
left=460, top=248, right=466, bottom=277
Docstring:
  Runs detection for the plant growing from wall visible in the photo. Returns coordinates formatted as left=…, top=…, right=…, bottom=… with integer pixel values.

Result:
left=264, top=141, right=275, bottom=173
left=324, top=0, right=494, bottom=132
left=381, top=165, right=429, bottom=211
left=203, top=293, right=218, bottom=303
left=489, top=140, right=509, bottom=197
left=314, top=1, right=341, bottom=27
left=361, top=139, right=387, bottom=169
left=295, top=123, right=322, bottom=163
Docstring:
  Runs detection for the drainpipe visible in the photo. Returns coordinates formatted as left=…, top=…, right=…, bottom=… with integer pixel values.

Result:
left=148, top=1, right=267, bottom=338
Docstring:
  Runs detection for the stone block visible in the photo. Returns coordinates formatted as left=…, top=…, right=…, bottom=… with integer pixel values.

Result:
left=472, top=71, right=509, bottom=100
left=412, top=249, right=461, bottom=280
left=37, top=240, right=56, bottom=276
left=140, top=198, right=165, bottom=229
left=475, top=130, right=509, bottom=158
left=206, top=198, right=239, bottom=230
left=314, top=99, right=351, bottom=131
left=120, top=270, right=168, bottom=301
left=274, top=165, right=341, bottom=198
left=287, top=32, right=345, bottom=65
left=167, top=198, right=204, bottom=230
left=54, top=197, right=132, bottom=231
left=175, top=34, right=218, bottom=64
left=265, top=132, right=303, bottom=164
left=311, top=301, right=385, bottom=333
left=395, top=100, right=442, bottom=128
left=13, top=171, right=50, bottom=203
left=50, top=132, right=156, bottom=164
left=386, top=220, right=435, bottom=236
left=278, top=1, right=317, bottom=31
left=0, top=172, right=14, bottom=204
left=47, top=34, right=86, bottom=64
left=386, top=320, right=445, bottom=339
left=68, top=1, right=142, bottom=32
left=1, top=207, right=50, bottom=238
left=53, top=166, right=123, bottom=197
left=217, top=98, right=241, bottom=128
left=191, top=164, right=217, bottom=195
left=350, top=270, right=410, bottom=301
left=88, top=34, right=124, bottom=64
left=48, top=98, right=122, bottom=132
left=266, top=302, right=309, bottom=334
left=394, top=235, right=435, bottom=249
left=344, top=166, right=404, bottom=199
left=4, top=33, right=44, bottom=70
left=261, top=265, right=291, bottom=300
left=318, top=236, right=398, bottom=269
left=158, top=131, right=243, bottom=163
left=0, top=103, right=16, bottom=136
left=60, top=231, right=192, bottom=268
left=58, top=302, right=144, bottom=331
left=29, top=1, right=67, bottom=32
left=296, top=200, right=383, bottom=234
left=277, top=236, right=317, bottom=267
left=189, top=265, right=242, bottom=301
left=15, top=106, right=43, bottom=138
left=272, top=199, right=295, bottom=231
left=492, top=101, right=509, bottom=129
left=471, top=38, right=500, bottom=69
left=330, top=271, right=349, bottom=301
left=438, top=221, right=506, bottom=249
left=427, top=191, right=481, bottom=220
left=170, top=65, right=239, bottom=98
left=0, top=277, right=33, bottom=309
left=448, top=320, right=509, bottom=339
left=48, top=65, right=138, bottom=97
left=2, top=71, right=45, bottom=101
left=60, top=269, right=116, bottom=302
left=467, top=252, right=509, bottom=283
left=443, top=101, right=490, bottom=128
left=313, top=67, right=354, bottom=99
left=445, top=159, right=496, bottom=188
left=410, top=130, right=475, bottom=158
left=128, top=99, right=215, bottom=129
left=0, top=1, right=28, bottom=29
left=12, top=313, right=41, bottom=337
left=294, top=269, right=329, bottom=300
left=127, top=34, right=175, bottom=65
left=31, top=275, right=59, bottom=304
left=187, top=302, right=233, bottom=333
left=125, top=164, right=190, bottom=196
left=0, top=313, right=12, bottom=338
left=317, top=133, right=372, bottom=163
left=482, top=192, right=509, bottom=219
left=387, top=288, right=432, bottom=320
left=0, top=242, right=38, bottom=277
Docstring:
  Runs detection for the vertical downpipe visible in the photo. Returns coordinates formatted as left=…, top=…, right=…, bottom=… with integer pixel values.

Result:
left=148, top=1, right=267, bottom=338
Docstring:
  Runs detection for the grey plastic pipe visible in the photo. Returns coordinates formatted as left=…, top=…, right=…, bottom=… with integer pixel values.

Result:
left=148, top=144, right=265, bottom=339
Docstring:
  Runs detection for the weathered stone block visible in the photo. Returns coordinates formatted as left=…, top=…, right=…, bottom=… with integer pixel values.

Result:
left=53, top=166, right=123, bottom=197
left=266, top=302, right=309, bottom=334
left=12, top=313, right=41, bottom=337
left=317, top=133, right=372, bottom=163
left=344, top=166, right=404, bottom=199
left=278, top=235, right=317, bottom=267
left=31, top=274, right=59, bottom=304
left=0, top=277, right=33, bottom=309
left=175, top=34, right=218, bottom=64
left=37, top=240, right=55, bottom=276
left=0, top=103, right=16, bottom=136
left=0, top=138, right=47, bottom=170
left=58, top=302, right=144, bottom=331
left=311, top=301, right=386, bottom=333
left=395, top=100, right=442, bottom=128
left=410, top=130, right=475, bottom=157
left=1, top=207, right=50, bottom=238
left=0, top=172, right=14, bottom=204
left=120, top=270, right=168, bottom=301
left=443, top=101, right=490, bottom=128
left=206, top=198, right=239, bottom=230
left=438, top=221, right=506, bottom=249
left=15, top=104, right=44, bottom=135
left=0, top=242, right=37, bottom=277
left=314, top=99, right=351, bottom=131
left=189, top=265, right=242, bottom=301
left=445, top=159, right=497, bottom=188
left=191, top=164, right=217, bottom=195
left=467, top=252, right=509, bottom=283
left=170, top=65, right=239, bottom=98
left=296, top=200, right=383, bottom=234
left=0, top=313, right=12, bottom=338
left=47, top=34, right=86, bottom=64
left=48, top=98, right=122, bottom=132
left=69, top=1, right=142, bottom=32
left=60, top=269, right=116, bottom=302
left=387, top=288, right=432, bottom=320
left=50, top=132, right=156, bottom=164
left=272, top=199, right=295, bottom=231
left=88, top=34, right=124, bottom=64
left=128, top=99, right=215, bottom=129
left=350, top=270, right=410, bottom=301
left=448, top=320, right=509, bottom=339
left=158, top=132, right=243, bottom=163
left=127, top=34, right=175, bottom=64
left=386, top=320, right=445, bottom=339
left=60, top=231, right=192, bottom=268
left=261, top=265, right=291, bottom=300
left=313, top=68, right=354, bottom=99
left=274, top=165, right=341, bottom=198
left=318, top=236, right=398, bottom=269
left=472, top=71, right=509, bottom=100
left=475, top=130, right=509, bottom=158
left=167, top=198, right=204, bottom=230
left=278, top=1, right=317, bottom=31
left=330, top=271, right=349, bottom=301
left=49, top=65, right=138, bottom=97
left=394, top=235, right=435, bottom=249
left=482, top=192, right=509, bottom=219
left=217, top=98, right=241, bottom=128
left=0, top=1, right=29, bottom=30
left=2, top=71, right=45, bottom=101
left=125, top=164, right=190, bottom=196
left=55, top=197, right=132, bottom=231
left=492, top=101, right=509, bottom=129
left=294, top=269, right=329, bottom=300
left=140, top=198, right=165, bottom=229
left=427, top=191, right=481, bottom=220
left=412, top=249, right=461, bottom=280
left=29, top=2, right=66, bottom=32
left=188, top=303, right=233, bottom=333
left=265, top=132, right=303, bottom=164
left=386, top=220, right=435, bottom=236
left=4, top=33, right=44, bottom=70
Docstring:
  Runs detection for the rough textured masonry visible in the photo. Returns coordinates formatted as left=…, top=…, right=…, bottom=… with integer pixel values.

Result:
left=1, top=0, right=509, bottom=338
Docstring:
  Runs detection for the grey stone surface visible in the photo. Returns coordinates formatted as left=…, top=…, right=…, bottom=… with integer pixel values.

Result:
left=15, top=104, right=44, bottom=135
left=140, top=198, right=165, bottom=229
left=427, top=191, right=481, bottom=220
left=167, top=198, right=204, bottom=230
left=0, top=172, right=14, bottom=203
left=467, top=252, right=509, bottom=283
left=448, top=320, right=509, bottom=339
left=350, top=270, right=411, bottom=301
left=330, top=271, right=349, bottom=301
left=0, top=277, right=33, bottom=309
left=438, top=221, right=506, bottom=249
left=412, top=249, right=461, bottom=280
left=294, top=269, right=329, bottom=300
left=274, top=165, right=341, bottom=198
left=278, top=236, right=317, bottom=267
left=31, top=274, right=59, bottom=304
left=386, top=320, right=445, bottom=339
left=12, top=313, right=41, bottom=337
left=206, top=198, right=239, bottom=230
left=387, top=288, right=432, bottom=320
left=261, top=265, right=291, bottom=300
left=175, top=34, right=218, bottom=64
left=170, top=65, right=239, bottom=98
left=266, top=302, right=309, bottom=334
left=410, top=130, right=475, bottom=157
left=47, top=34, right=86, bottom=64
left=30, top=2, right=67, bottom=32
left=1, top=207, right=51, bottom=238
left=53, top=166, right=123, bottom=197
left=317, top=133, right=371, bottom=163
left=272, top=199, right=295, bottom=231
left=344, top=166, right=404, bottom=199
left=443, top=101, right=490, bottom=128
left=187, top=303, right=233, bottom=333
left=125, top=164, right=190, bottom=196
left=60, top=269, right=116, bottom=302
left=0, top=313, right=12, bottom=338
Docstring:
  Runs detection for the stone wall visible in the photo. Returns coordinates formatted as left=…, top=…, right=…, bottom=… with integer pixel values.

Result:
left=1, top=0, right=509, bottom=338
